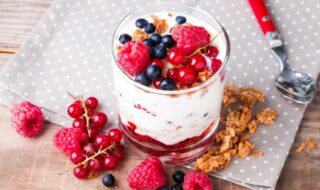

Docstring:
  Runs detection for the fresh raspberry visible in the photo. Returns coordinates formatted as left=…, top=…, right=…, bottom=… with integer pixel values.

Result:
left=53, top=128, right=89, bottom=156
left=172, top=25, right=210, bottom=55
left=127, top=157, right=166, bottom=190
left=11, top=101, right=44, bottom=138
left=117, top=41, right=150, bottom=76
left=183, top=171, right=213, bottom=190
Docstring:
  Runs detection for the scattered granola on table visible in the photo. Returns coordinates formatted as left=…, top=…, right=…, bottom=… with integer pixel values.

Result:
left=295, top=137, right=317, bottom=153
left=194, top=83, right=278, bottom=173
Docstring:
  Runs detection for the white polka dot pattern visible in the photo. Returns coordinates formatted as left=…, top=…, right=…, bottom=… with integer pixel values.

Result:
left=0, top=0, right=319, bottom=189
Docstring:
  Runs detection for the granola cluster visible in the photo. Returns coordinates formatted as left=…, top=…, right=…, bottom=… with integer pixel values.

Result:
left=295, top=137, right=317, bottom=153
left=194, top=83, right=278, bottom=173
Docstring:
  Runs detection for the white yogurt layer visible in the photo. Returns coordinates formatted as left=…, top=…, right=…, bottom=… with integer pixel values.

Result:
left=112, top=12, right=227, bottom=145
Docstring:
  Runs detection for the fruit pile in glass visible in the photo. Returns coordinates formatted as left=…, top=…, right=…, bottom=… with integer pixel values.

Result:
left=111, top=2, right=230, bottom=164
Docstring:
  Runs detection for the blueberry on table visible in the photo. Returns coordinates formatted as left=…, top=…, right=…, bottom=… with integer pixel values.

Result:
left=135, top=72, right=152, bottom=86
left=144, top=23, right=156, bottom=34
left=157, top=186, right=170, bottom=190
left=161, top=35, right=175, bottom=48
left=160, top=78, right=176, bottom=90
left=119, top=33, right=132, bottom=44
left=175, top=16, right=187, bottom=24
left=135, top=18, right=148, bottom=28
left=150, top=33, right=162, bottom=44
left=152, top=44, right=167, bottom=59
left=102, top=173, right=115, bottom=187
left=171, top=183, right=183, bottom=190
left=146, top=64, right=162, bottom=80
left=143, top=38, right=155, bottom=48
left=172, top=170, right=185, bottom=183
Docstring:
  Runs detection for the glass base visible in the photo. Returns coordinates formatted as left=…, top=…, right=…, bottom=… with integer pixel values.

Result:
left=119, top=119, right=219, bottom=165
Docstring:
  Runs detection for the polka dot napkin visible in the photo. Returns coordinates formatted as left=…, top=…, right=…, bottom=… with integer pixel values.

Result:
left=0, top=0, right=319, bottom=189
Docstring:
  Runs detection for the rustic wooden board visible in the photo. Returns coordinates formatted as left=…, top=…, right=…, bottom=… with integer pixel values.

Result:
left=0, top=0, right=319, bottom=189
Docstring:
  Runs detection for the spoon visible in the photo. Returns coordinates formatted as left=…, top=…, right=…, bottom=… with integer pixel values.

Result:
left=248, top=0, right=316, bottom=104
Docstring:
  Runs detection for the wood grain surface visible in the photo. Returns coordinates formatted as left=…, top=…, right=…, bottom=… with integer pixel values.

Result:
left=0, top=1, right=319, bottom=189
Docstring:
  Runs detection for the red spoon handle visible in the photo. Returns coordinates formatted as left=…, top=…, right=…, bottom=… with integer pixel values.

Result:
left=248, top=0, right=276, bottom=35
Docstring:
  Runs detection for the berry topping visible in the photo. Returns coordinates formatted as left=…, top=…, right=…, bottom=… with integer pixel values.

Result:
left=204, top=45, right=219, bottom=58
left=171, top=184, right=183, bottom=190
left=83, top=143, right=97, bottom=156
left=187, top=53, right=207, bottom=72
left=104, top=155, right=118, bottom=170
left=70, top=150, right=85, bottom=164
left=146, top=64, right=163, bottom=80
left=172, top=25, right=210, bottom=54
left=160, top=78, right=176, bottom=91
left=119, top=33, right=132, bottom=44
left=94, top=134, right=111, bottom=149
left=211, top=58, right=222, bottom=73
left=166, top=68, right=179, bottom=81
left=157, top=186, right=170, bottom=190
left=143, top=38, right=156, bottom=48
left=161, top=34, right=176, bottom=48
left=112, top=147, right=125, bottom=160
left=88, top=157, right=104, bottom=171
left=136, top=18, right=148, bottom=29
left=152, top=44, right=168, bottom=59
left=85, top=97, right=99, bottom=110
left=178, top=66, right=196, bottom=85
left=151, top=59, right=164, bottom=68
left=102, top=173, right=116, bottom=187
left=11, top=101, right=44, bottom=138
left=172, top=170, right=185, bottom=184
left=117, top=41, right=150, bottom=76
left=135, top=72, right=152, bottom=86
left=72, top=117, right=86, bottom=130
left=91, top=112, right=108, bottom=129
left=167, top=48, right=186, bottom=66
left=152, top=78, right=162, bottom=89
left=68, top=103, right=84, bottom=118
left=175, top=16, right=187, bottom=24
left=53, top=128, right=89, bottom=156
left=144, top=23, right=156, bottom=34
left=183, top=171, right=213, bottom=190
left=108, top=128, right=123, bottom=142
left=150, top=33, right=162, bottom=44
left=127, top=157, right=166, bottom=190
left=73, top=165, right=89, bottom=179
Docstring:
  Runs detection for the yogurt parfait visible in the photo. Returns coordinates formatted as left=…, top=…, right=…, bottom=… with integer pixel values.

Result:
left=111, top=2, right=230, bottom=164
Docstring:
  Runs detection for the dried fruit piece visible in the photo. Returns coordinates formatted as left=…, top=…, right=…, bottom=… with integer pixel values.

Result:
left=223, top=83, right=239, bottom=108
left=256, top=108, right=278, bottom=125
left=239, top=87, right=264, bottom=106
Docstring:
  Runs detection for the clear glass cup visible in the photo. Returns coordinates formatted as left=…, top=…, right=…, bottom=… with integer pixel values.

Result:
left=111, top=2, right=230, bottom=164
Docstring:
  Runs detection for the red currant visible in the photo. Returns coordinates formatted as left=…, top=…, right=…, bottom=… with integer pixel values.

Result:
left=70, top=150, right=85, bottom=164
left=151, top=59, right=164, bottom=68
left=204, top=45, right=219, bottom=58
left=73, top=165, right=89, bottom=179
left=178, top=66, right=196, bottom=85
left=104, top=155, right=118, bottom=170
left=108, top=129, right=123, bottom=142
left=187, top=53, right=207, bottom=72
left=211, top=58, right=222, bottom=73
left=68, top=103, right=84, bottom=118
left=88, top=128, right=99, bottom=139
left=85, top=97, right=99, bottom=110
left=72, top=117, right=86, bottom=130
left=74, top=100, right=82, bottom=106
left=112, top=147, right=125, bottom=160
left=91, top=112, right=108, bottom=129
left=167, top=48, right=186, bottom=66
left=83, top=143, right=97, bottom=156
left=88, top=157, right=104, bottom=171
left=152, top=79, right=162, bottom=89
left=94, top=134, right=111, bottom=149
left=166, top=68, right=179, bottom=81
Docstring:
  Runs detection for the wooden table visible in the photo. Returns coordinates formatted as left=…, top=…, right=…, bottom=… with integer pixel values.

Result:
left=0, top=1, right=319, bottom=189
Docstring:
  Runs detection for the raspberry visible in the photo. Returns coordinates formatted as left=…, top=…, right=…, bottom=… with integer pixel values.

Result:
left=117, top=41, right=150, bottom=76
left=127, top=157, right=166, bottom=190
left=172, top=25, right=210, bottom=55
left=11, top=101, right=44, bottom=138
left=53, top=128, right=89, bottom=156
left=183, top=171, right=213, bottom=190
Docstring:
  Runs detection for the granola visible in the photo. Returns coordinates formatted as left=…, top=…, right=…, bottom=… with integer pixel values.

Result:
left=223, top=83, right=239, bottom=108
left=133, top=29, right=148, bottom=41
left=239, top=87, right=264, bottom=106
left=252, top=151, right=264, bottom=158
left=306, top=138, right=317, bottom=150
left=151, top=15, right=168, bottom=34
left=256, top=108, right=278, bottom=125
left=295, top=143, right=306, bottom=153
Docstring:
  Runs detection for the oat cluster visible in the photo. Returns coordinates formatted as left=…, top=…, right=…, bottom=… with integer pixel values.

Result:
left=194, top=83, right=278, bottom=173
left=295, top=137, right=317, bottom=153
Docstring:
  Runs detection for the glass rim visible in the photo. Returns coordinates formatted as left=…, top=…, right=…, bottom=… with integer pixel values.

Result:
left=111, top=2, right=231, bottom=95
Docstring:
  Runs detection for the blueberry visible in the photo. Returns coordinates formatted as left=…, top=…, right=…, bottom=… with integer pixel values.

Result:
left=135, top=72, right=151, bottom=86
left=157, top=186, right=170, bottom=190
left=150, top=33, right=162, bottom=44
left=102, top=173, right=115, bottom=187
left=172, top=170, right=185, bottom=183
left=143, top=38, right=155, bottom=48
left=171, top=184, right=183, bottom=190
left=160, top=78, right=176, bottom=90
left=119, top=34, right=132, bottom=44
left=152, top=44, right=167, bottom=59
left=161, top=35, right=175, bottom=48
left=146, top=64, right=162, bottom=80
left=144, top=23, right=156, bottom=34
left=135, top=18, right=148, bottom=29
left=175, top=16, right=187, bottom=24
